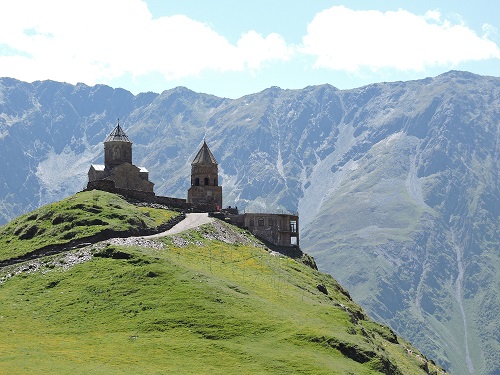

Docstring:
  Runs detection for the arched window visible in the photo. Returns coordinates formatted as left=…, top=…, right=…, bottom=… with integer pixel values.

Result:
left=268, top=218, right=273, bottom=227
left=204, top=177, right=209, bottom=185
left=249, top=218, right=254, bottom=227
left=194, top=177, right=200, bottom=186
left=258, top=217, right=264, bottom=227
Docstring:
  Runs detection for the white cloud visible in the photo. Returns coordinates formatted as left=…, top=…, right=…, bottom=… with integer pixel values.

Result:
left=301, top=6, right=500, bottom=72
left=482, top=24, right=498, bottom=39
left=237, top=31, right=293, bottom=70
left=424, top=10, right=441, bottom=23
left=1, top=2, right=498, bottom=89
left=0, top=0, right=293, bottom=85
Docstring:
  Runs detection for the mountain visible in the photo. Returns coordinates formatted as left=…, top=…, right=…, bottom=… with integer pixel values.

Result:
left=0, top=191, right=444, bottom=374
left=0, top=72, right=498, bottom=374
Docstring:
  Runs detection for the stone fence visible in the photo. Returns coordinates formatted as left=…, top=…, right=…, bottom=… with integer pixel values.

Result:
left=84, top=181, right=216, bottom=212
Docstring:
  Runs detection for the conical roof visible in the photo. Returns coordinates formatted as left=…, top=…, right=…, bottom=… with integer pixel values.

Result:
left=104, top=122, right=131, bottom=143
left=192, top=141, right=218, bottom=164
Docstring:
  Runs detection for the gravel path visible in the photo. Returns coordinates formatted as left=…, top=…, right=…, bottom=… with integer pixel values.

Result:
left=143, top=212, right=214, bottom=238
left=0, top=212, right=263, bottom=284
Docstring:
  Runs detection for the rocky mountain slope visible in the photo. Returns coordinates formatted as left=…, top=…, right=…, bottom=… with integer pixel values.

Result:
left=0, top=72, right=498, bottom=374
left=0, top=191, right=444, bottom=374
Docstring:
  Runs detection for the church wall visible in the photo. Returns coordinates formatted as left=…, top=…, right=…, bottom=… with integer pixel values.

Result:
left=85, top=181, right=215, bottom=212
left=187, top=185, right=222, bottom=208
left=108, top=163, right=154, bottom=192
left=104, top=141, right=132, bottom=167
left=190, top=164, right=219, bottom=186
left=88, top=168, right=107, bottom=182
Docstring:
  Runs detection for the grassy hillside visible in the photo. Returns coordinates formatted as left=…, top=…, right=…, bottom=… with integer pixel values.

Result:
left=0, top=193, right=445, bottom=374
left=0, top=190, right=179, bottom=262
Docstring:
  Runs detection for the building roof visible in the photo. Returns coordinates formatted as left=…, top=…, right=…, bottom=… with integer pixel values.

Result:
left=104, top=122, right=132, bottom=143
left=90, top=164, right=105, bottom=171
left=192, top=141, right=218, bottom=165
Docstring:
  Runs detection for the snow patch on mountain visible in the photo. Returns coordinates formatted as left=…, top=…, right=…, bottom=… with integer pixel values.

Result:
left=405, top=139, right=430, bottom=210
left=35, top=145, right=99, bottom=206
left=276, top=148, right=286, bottom=181
left=298, top=123, right=357, bottom=228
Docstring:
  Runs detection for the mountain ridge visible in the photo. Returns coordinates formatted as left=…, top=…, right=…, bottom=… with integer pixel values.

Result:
left=0, top=71, right=498, bottom=374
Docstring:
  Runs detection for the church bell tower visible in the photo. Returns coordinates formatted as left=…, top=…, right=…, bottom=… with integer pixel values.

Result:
left=104, top=121, right=132, bottom=170
left=187, top=141, right=222, bottom=210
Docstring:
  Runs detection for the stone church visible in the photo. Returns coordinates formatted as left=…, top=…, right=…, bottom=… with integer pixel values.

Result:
left=87, top=122, right=154, bottom=192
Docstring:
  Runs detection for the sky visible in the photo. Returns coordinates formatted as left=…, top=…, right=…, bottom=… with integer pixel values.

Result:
left=0, top=0, right=499, bottom=99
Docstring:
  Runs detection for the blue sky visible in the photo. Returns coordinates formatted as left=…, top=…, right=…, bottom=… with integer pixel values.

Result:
left=0, top=0, right=498, bottom=98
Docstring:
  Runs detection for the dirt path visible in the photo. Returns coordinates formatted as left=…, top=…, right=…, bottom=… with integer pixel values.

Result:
left=0, top=213, right=214, bottom=269
left=143, top=213, right=214, bottom=238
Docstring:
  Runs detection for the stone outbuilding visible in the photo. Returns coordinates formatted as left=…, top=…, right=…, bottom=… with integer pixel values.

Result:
left=87, top=122, right=154, bottom=193
left=223, top=212, right=299, bottom=247
left=187, top=141, right=223, bottom=209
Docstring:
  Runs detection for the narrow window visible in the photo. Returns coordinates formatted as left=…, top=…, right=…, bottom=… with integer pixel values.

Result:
left=249, top=218, right=254, bottom=227
left=258, top=217, right=264, bottom=227
left=290, top=220, right=297, bottom=233
left=204, top=177, right=209, bottom=185
left=268, top=218, right=273, bottom=227
left=214, top=178, right=217, bottom=186
left=194, top=177, right=200, bottom=186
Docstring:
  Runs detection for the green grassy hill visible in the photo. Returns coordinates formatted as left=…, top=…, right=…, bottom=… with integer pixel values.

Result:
left=0, top=190, right=179, bottom=263
left=0, top=192, right=445, bottom=374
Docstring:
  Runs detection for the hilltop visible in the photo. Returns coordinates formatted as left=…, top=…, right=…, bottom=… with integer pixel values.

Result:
left=0, top=191, right=445, bottom=374
left=0, top=190, right=180, bottom=264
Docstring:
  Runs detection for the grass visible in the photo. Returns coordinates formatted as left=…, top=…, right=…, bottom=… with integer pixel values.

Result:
left=0, top=207, right=445, bottom=374
left=0, top=190, right=179, bottom=262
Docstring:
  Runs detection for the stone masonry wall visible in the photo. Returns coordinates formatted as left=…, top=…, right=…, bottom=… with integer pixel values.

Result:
left=85, top=180, right=216, bottom=212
